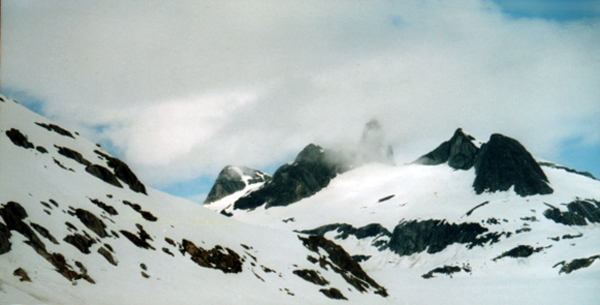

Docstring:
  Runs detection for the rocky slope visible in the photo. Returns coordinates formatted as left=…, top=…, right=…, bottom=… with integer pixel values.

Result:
left=0, top=95, right=388, bottom=305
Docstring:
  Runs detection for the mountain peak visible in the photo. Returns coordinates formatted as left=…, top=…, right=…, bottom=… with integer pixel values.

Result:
left=473, top=133, right=553, bottom=197
left=203, top=165, right=270, bottom=204
left=415, top=128, right=478, bottom=170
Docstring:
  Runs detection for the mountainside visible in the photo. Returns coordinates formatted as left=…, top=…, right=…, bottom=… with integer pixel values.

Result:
left=2, top=92, right=600, bottom=304
left=205, top=127, right=600, bottom=304
left=0, top=95, right=389, bottom=304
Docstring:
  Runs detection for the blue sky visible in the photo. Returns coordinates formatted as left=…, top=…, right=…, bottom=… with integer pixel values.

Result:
left=2, top=0, right=599, bottom=202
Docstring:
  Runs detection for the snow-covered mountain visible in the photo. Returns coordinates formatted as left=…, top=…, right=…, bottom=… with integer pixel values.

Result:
left=0, top=95, right=388, bottom=304
left=2, top=92, right=600, bottom=305
left=205, top=125, right=600, bottom=304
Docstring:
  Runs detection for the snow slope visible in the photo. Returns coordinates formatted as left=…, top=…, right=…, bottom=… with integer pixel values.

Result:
left=205, top=129, right=600, bottom=304
left=0, top=95, right=389, bottom=304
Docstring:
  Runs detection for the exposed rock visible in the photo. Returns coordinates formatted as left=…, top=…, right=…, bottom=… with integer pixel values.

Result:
left=64, top=232, right=96, bottom=254
left=53, top=158, right=74, bottom=171
left=320, top=288, right=347, bottom=300
left=98, top=247, right=118, bottom=266
left=0, top=222, right=11, bottom=254
left=422, top=265, right=464, bottom=279
left=298, top=223, right=391, bottom=250
left=378, top=194, right=395, bottom=202
left=204, top=166, right=271, bottom=204
left=73, top=208, right=108, bottom=238
left=30, top=222, right=59, bottom=244
left=234, top=144, right=350, bottom=210
left=35, top=122, right=75, bottom=138
left=386, top=220, right=489, bottom=256
left=54, top=145, right=91, bottom=166
left=539, top=162, right=597, bottom=180
left=298, top=235, right=387, bottom=297
left=162, top=247, right=175, bottom=256
left=89, top=198, right=118, bottom=216
left=415, top=128, right=479, bottom=170
left=5, top=128, right=34, bottom=149
left=293, top=269, right=329, bottom=286
left=94, top=150, right=147, bottom=195
left=141, top=271, right=150, bottom=278
left=466, top=201, right=490, bottom=216
left=13, top=268, right=32, bottom=282
left=543, top=199, right=600, bottom=226
left=351, top=255, right=371, bottom=263
left=181, top=239, right=243, bottom=273
left=36, top=146, right=48, bottom=153
left=473, top=134, right=553, bottom=196
left=493, top=245, right=544, bottom=261
left=122, top=200, right=157, bottom=222
left=120, top=224, right=155, bottom=250
left=0, top=202, right=90, bottom=283
left=85, top=164, right=123, bottom=188
left=554, top=255, right=600, bottom=274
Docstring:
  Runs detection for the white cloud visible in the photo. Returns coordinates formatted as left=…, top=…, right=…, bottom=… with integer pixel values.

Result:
left=2, top=0, right=599, bottom=186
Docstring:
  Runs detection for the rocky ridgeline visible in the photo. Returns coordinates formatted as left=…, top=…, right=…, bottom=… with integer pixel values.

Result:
left=416, top=128, right=553, bottom=197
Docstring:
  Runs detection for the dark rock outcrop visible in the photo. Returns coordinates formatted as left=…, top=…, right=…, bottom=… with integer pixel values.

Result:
left=182, top=239, right=243, bottom=273
left=473, top=134, right=553, bottom=196
left=320, top=288, right=347, bottom=300
left=0, top=222, right=11, bottom=254
left=293, top=269, right=329, bottom=286
left=35, top=122, right=75, bottom=138
left=73, top=208, right=109, bottom=238
left=89, top=198, right=118, bottom=216
left=5, top=128, right=34, bottom=149
left=543, top=199, right=600, bottom=226
left=422, top=265, right=464, bottom=279
left=85, top=164, right=123, bottom=188
left=13, top=268, right=32, bottom=282
left=30, top=222, right=59, bottom=244
left=55, top=145, right=91, bottom=166
left=298, top=223, right=391, bottom=250
left=98, top=247, right=118, bottom=266
left=386, top=220, right=489, bottom=256
left=539, top=162, right=597, bottom=180
left=94, top=150, right=147, bottom=195
left=415, top=128, right=479, bottom=170
left=120, top=224, right=154, bottom=250
left=298, top=235, right=387, bottom=297
left=122, top=200, right=157, bottom=222
left=554, top=255, right=600, bottom=274
left=36, top=146, right=48, bottom=154
left=493, top=245, right=544, bottom=261
left=1, top=202, right=91, bottom=283
left=234, top=144, right=350, bottom=210
left=64, top=232, right=96, bottom=254
left=204, top=166, right=271, bottom=204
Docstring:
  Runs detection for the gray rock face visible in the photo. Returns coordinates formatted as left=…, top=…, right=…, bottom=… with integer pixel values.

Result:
left=233, top=144, right=349, bottom=210
left=415, top=128, right=479, bottom=170
left=473, top=134, right=553, bottom=197
left=203, top=166, right=271, bottom=204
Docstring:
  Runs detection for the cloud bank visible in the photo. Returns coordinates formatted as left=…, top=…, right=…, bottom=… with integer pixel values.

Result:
left=2, top=0, right=599, bottom=186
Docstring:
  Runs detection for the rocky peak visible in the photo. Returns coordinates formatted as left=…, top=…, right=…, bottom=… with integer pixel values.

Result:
left=357, top=119, right=394, bottom=165
left=473, top=134, right=553, bottom=197
left=203, top=166, right=270, bottom=204
left=415, top=128, right=479, bottom=170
